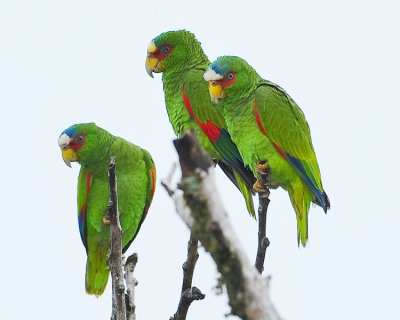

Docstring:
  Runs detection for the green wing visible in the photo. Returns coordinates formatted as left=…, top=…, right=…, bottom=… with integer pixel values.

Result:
left=183, top=68, right=256, bottom=190
left=122, top=148, right=156, bottom=253
left=182, top=69, right=256, bottom=216
left=255, top=81, right=328, bottom=210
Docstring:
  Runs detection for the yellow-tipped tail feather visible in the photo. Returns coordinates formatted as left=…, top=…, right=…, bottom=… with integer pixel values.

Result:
left=288, top=182, right=312, bottom=247
left=85, top=244, right=110, bottom=296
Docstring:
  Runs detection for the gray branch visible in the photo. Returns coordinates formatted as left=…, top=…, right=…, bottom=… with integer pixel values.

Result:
left=108, top=158, right=139, bottom=320
left=255, top=162, right=271, bottom=274
left=124, top=254, right=139, bottom=320
left=108, top=156, right=127, bottom=320
left=170, top=235, right=205, bottom=320
left=162, top=131, right=282, bottom=320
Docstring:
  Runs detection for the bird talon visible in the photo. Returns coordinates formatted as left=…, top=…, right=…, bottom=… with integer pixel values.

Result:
left=256, top=160, right=270, bottom=176
left=102, top=215, right=110, bottom=225
left=253, top=180, right=270, bottom=196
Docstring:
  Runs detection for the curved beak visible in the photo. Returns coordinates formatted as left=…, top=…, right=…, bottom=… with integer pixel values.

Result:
left=145, top=41, right=164, bottom=78
left=58, top=133, right=78, bottom=167
left=208, top=80, right=225, bottom=104
left=61, top=148, right=78, bottom=167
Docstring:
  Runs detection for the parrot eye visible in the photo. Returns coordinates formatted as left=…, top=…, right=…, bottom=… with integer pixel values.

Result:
left=227, top=73, right=234, bottom=80
left=75, top=134, right=85, bottom=145
left=160, top=46, right=170, bottom=55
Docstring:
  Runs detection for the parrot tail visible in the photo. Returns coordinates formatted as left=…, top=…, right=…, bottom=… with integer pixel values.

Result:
left=234, top=171, right=256, bottom=218
left=288, top=182, right=312, bottom=247
left=85, top=243, right=110, bottom=296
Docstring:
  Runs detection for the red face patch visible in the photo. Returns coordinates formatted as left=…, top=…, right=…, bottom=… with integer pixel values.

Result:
left=151, top=43, right=174, bottom=61
left=221, top=71, right=237, bottom=88
left=70, top=133, right=86, bottom=151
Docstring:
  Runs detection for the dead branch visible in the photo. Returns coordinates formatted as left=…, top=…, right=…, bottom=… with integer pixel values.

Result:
left=162, top=131, right=282, bottom=320
left=170, top=235, right=205, bottom=320
left=124, top=254, right=139, bottom=320
left=255, top=162, right=271, bottom=274
left=108, top=156, right=127, bottom=320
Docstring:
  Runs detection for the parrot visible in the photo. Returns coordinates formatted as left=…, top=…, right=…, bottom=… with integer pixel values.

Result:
left=58, top=123, right=156, bottom=295
left=204, top=56, right=330, bottom=246
left=145, top=30, right=256, bottom=217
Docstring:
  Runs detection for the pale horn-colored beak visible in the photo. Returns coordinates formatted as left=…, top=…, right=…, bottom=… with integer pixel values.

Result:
left=145, top=63, right=154, bottom=78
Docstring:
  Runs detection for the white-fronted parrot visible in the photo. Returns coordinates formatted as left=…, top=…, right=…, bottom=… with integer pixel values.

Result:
left=145, top=30, right=256, bottom=217
left=58, top=123, right=156, bottom=295
left=204, top=56, right=330, bottom=246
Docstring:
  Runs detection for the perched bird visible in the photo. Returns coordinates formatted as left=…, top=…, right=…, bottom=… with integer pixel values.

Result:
left=204, top=56, right=330, bottom=246
left=145, top=30, right=256, bottom=216
left=58, top=123, right=156, bottom=295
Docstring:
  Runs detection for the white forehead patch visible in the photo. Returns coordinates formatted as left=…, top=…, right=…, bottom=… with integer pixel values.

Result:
left=58, top=133, right=71, bottom=147
left=204, top=68, right=223, bottom=81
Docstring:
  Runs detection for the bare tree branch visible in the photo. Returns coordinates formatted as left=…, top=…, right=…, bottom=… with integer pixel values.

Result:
left=163, top=131, right=282, bottom=320
left=170, top=235, right=205, bottom=320
left=108, top=156, right=127, bottom=320
left=255, top=162, right=271, bottom=274
left=124, top=253, right=139, bottom=320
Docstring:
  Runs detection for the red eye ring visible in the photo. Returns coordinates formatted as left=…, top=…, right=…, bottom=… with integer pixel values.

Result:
left=70, top=133, right=86, bottom=150
left=221, top=71, right=236, bottom=87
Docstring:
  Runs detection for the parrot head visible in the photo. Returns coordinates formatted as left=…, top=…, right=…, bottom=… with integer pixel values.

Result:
left=145, top=30, right=208, bottom=77
left=58, top=123, right=112, bottom=167
left=204, top=56, right=260, bottom=104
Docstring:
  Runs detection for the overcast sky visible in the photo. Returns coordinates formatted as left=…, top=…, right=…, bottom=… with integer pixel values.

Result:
left=1, top=1, right=399, bottom=319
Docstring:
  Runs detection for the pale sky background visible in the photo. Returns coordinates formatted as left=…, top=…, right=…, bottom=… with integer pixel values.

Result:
left=1, top=1, right=399, bottom=319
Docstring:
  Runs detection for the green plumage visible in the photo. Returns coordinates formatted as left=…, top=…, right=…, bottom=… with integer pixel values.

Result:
left=60, top=123, right=156, bottom=295
left=206, top=56, right=329, bottom=246
left=147, top=30, right=255, bottom=216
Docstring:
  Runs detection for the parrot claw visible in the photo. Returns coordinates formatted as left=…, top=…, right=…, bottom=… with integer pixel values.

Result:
left=253, top=161, right=272, bottom=196
left=253, top=180, right=270, bottom=196
left=102, top=215, right=110, bottom=225
left=121, top=254, right=126, bottom=266
left=256, top=160, right=270, bottom=176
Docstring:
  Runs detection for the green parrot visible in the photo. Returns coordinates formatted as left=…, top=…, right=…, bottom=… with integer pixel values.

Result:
left=58, top=123, right=156, bottom=295
left=204, top=56, right=330, bottom=246
left=145, top=30, right=256, bottom=216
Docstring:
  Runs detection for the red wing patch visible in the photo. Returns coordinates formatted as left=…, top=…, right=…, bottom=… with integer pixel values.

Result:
left=254, top=102, right=268, bottom=136
left=182, top=88, right=221, bottom=142
left=150, top=167, right=156, bottom=198
left=271, top=141, right=288, bottom=160
left=254, top=102, right=288, bottom=160
left=86, top=172, right=92, bottom=197
left=80, top=204, right=87, bottom=221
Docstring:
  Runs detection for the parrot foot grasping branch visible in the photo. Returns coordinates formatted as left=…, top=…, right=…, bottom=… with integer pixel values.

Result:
left=146, top=30, right=256, bottom=217
left=204, top=56, right=330, bottom=246
left=253, top=161, right=272, bottom=195
left=102, top=215, right=110, bottom=225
